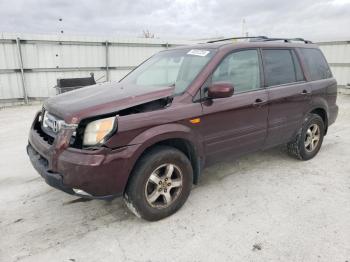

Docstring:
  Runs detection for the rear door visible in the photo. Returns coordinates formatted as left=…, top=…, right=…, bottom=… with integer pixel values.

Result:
left=199, top=49, right=268, bottom=163
left=262, top=48, right=312, bottom=148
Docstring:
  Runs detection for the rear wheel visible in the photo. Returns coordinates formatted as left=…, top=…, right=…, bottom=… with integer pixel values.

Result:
left=124, top=146, right=193, bottom=221
left=287, top=113, right=325, bottom=160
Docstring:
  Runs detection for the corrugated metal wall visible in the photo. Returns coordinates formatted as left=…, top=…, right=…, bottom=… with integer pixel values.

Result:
left=0, top=33, right=193, bottom=103
left=1, top=34, right=349, bottom=104
left=318, top=41, right=350, bottom=87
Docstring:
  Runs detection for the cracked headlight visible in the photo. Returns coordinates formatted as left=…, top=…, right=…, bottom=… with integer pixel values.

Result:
left=83, top=116, right=116, bottom=146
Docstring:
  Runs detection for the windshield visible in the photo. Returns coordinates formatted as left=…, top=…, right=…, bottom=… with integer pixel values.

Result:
left=120, top=48, right=216, bottom=95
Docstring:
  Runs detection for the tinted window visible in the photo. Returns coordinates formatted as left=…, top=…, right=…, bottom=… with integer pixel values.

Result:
left=212, top=50, right=260, bottom=93
left=300, top=48, right=332, bottom=81
left=291, top=51, right=304, bottom=82
left=263, top=49, right=303, bottom=87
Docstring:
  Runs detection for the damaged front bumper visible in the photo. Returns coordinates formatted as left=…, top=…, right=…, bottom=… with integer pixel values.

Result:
left=26, top=111, right=138, bottom=200
left=27, top=144, right=118, bottom=200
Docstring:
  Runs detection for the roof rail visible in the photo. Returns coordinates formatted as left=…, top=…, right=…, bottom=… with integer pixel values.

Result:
left=207, top=36, right=268, bottom=43
left=207, top=36, right=312, bottom=44
left=260, top=37, right=313, bottom=44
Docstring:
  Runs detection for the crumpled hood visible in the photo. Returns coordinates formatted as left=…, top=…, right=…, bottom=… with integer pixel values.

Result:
left=44, top=81, right=174, bottom=123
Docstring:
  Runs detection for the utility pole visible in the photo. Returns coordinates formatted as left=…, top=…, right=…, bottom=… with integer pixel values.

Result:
left=56, top=18, right=64, bottom=76
left=16, top=37, right=28, bottom=104
left=241, top=18, right=247, bottom=37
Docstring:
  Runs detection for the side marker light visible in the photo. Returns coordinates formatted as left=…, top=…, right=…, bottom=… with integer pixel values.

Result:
left=189, top=118, right=201, bottom=124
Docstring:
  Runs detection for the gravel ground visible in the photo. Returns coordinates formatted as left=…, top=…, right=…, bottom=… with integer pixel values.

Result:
left=0, top=95, right=349, bottom=262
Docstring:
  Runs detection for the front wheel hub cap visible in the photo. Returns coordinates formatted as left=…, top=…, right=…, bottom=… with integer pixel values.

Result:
left=145, top=163, right=183, bottom=209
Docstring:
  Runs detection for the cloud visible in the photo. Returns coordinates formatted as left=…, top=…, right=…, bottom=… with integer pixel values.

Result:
left=0, top=0, right=349, bottom=41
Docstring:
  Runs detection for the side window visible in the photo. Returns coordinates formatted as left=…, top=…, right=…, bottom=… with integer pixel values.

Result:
left=300, top=48, right=332, bottom=81
left=262, top=49, right=303, bottom=87
left=212, top=50, right=261, bottom=93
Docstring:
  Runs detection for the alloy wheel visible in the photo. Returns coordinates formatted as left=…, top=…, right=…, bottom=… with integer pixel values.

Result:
left=304, top=123, right=321, bottom=152
left=145, top=163, right=183, bottom=209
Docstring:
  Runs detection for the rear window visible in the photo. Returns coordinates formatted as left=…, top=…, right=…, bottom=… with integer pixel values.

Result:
left=300, top=48, right=332, bottom=81
left=262, top=49, right=304, bottom=87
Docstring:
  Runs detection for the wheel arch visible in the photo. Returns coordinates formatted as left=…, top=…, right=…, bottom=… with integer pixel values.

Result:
left=309, top=107, right=328, bottom=134
left=307, top=95, right=329, bottom=134
left=140, top=138, right=201, bottom=184
left=123, top=124, right=204, bottom=193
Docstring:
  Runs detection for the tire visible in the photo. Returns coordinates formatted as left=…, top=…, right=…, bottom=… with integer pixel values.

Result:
left=124, top=145, right=193, bottom=221
left=287, top=113, right=325, bottom=161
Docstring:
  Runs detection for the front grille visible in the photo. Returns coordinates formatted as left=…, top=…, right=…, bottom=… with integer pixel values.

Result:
left=42, top=110, right=61, bottom=136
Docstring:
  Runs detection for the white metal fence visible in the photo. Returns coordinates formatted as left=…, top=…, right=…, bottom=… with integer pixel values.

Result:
left=318, top=41, right=350, bottom=87
left=0, top=33, right=349, bottom=105
left=0, top=33, right=193, bottom=104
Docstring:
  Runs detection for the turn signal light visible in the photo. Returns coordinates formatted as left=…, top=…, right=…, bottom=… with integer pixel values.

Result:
left=189, top=118, right=201, bottom=124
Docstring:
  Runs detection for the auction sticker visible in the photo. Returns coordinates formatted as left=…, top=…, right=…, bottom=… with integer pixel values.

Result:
left=187, top=49, right=210, bottom=56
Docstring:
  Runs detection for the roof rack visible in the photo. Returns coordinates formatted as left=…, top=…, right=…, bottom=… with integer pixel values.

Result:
left=207, top=36, right=268, bottom=43
left=207, top=36, right=312, bottom=44
left=262, top=38, right=313, bottom=44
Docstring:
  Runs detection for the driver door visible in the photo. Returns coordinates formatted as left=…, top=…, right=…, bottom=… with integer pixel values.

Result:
left=199, top=49, right=268, bottom=163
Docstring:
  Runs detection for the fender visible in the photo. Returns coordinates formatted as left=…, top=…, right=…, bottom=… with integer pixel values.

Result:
left=308, top=96, right=329, bottom=114
left=129, top=123, right=204, bottom=160
left=117, top=123, right=205, bottom=187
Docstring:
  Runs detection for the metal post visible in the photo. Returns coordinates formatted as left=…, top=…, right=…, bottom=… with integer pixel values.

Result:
left=16, top=37, right=28, bottom=104
left=105, top=41, right=110, bottom=81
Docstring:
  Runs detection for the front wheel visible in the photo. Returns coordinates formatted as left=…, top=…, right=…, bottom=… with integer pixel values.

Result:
left=287, top=113, right=325, bottom=160
left=124, top=146, right=193, bottom=221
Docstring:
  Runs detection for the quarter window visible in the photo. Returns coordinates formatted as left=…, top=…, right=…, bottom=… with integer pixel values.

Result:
left=212, top=50, right=261, bottom=93
left=262, top=49, right=304, bottom=87
left=300, top=48, right=332, bottom=81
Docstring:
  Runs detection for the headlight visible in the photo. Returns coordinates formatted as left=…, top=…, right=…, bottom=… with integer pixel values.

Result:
left=83, top=116, right=116, bottom=146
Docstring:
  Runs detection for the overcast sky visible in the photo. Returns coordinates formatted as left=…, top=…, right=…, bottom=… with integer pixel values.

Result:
left=0, top=0, right=349, bottom=41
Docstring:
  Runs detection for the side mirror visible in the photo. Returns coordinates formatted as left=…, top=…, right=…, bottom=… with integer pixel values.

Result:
left=207, top=82, right=234, bottom=99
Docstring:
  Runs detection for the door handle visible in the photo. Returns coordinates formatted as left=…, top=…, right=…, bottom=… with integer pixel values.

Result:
left=253, top=98, right=266, bottom=107
left=300, top=90, right=311, bottom=95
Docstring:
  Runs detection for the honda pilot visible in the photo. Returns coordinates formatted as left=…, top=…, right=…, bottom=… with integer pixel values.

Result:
left=27, top=37, right=338, bottom=221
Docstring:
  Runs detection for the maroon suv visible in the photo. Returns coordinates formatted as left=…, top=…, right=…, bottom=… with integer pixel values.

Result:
left=27, top=37, right=338, bottom=221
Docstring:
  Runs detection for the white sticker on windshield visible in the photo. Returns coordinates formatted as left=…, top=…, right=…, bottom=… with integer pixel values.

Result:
left=187, top=49, right=210, bottom=56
